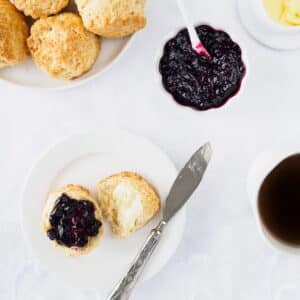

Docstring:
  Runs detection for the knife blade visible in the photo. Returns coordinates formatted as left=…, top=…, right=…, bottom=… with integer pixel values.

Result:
left=107, top=142, right=212, bottom=300
left=164, top=142, right=212, bottom=222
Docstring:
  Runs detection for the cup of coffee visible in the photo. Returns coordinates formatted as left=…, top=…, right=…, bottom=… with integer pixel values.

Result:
left=248, top=145, right=300, bottom=254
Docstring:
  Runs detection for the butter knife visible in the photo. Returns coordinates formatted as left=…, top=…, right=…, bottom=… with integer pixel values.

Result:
left=107, top=143, right=212, bottom=300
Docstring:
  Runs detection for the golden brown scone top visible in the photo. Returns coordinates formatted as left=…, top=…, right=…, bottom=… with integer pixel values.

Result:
left=75, top=0, right=147, bottom=38
left=42, top=184, right=104, bottom=256
left=0, top=0, right=29, bottom=68
left=9, top=0, right=69, bottom=19
left=27, top=13, right=100, bottom=80
left=97, top=172, right=160, bottom=238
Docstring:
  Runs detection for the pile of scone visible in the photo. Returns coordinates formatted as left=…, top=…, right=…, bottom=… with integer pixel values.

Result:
left=0, top=0, right=146, bottom=79
left=42, top=172, right=160, bottom=255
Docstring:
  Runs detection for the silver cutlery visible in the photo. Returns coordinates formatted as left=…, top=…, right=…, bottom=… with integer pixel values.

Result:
left=107, top=142, right=212, bottom=300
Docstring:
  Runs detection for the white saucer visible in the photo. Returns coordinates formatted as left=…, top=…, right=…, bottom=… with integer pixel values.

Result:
left=238, top=0, right=300, bottom=50
left=21, top=130, right=186, bottom=293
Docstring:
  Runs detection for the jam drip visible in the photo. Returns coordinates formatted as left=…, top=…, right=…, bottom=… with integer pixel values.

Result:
left=47, top=194, right=102, bottom=248
left=159, top=25, right=246, bottom=110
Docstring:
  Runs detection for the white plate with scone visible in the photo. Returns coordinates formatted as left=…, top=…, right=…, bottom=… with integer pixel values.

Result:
left=21, top=130, right=186, bottom=293
left=0, top=0, right=146, bottom=89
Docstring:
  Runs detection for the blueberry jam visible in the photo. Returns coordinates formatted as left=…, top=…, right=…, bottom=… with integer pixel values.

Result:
left=47, top=194, right=102, bottom=248
left=159, top=25, right=246, bottom=111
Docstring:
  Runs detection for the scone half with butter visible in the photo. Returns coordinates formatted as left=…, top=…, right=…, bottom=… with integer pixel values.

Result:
left=97, top=172, right=160, bottom=238
left=42, top=184, right=104, bottom=255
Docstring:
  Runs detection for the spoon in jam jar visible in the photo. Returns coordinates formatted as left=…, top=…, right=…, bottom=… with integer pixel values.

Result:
left=176, top=0, right=211, bottom=58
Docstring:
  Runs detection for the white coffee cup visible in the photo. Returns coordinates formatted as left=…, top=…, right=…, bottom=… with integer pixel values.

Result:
left=248, top=143, right=300, bottom=254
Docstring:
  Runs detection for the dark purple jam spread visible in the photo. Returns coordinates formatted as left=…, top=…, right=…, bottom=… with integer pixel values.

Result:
left=159, top=25, right=246, bottom=111
left=47, top=194, right=102, bottom=248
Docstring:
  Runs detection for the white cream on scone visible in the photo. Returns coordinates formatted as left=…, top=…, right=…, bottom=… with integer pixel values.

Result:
left=113, top=181, right=143, bottom=231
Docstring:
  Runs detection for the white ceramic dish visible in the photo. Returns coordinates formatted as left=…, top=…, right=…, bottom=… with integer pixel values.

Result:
left=155, top=24, right=248, bottom=114
left=247, top=140, right=300, bottom=255
left=21, top=130, right=186, bottom=293
left=238, top=0, right=300, bottom=49
left=0, top=1, right=134, bottom=90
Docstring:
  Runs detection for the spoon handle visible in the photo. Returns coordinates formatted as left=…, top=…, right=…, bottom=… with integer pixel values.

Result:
left=176, top=0, right=200, bottom=47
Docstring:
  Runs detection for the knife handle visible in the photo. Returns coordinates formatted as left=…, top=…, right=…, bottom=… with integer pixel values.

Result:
left=107, top=221, right=167, bottom=300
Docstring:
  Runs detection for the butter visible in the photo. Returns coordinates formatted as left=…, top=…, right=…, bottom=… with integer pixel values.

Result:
left=113, top=182, right=143, bottom=229
left=264, top=0, right=300, bottom=26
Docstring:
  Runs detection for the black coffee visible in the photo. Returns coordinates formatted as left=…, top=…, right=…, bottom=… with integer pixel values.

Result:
left=259, top=154, right=300, bottom=246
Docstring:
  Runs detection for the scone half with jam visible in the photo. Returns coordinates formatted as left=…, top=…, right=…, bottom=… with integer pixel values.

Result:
left=97, top=172, right=160, bottom=238
left=42, top=184, right=104, bottom=255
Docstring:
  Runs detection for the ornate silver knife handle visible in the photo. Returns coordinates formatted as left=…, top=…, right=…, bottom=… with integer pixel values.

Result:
left=107, top=221, right=167, bottom=300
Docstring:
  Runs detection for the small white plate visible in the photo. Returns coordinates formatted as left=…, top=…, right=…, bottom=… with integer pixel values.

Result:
left=0, top=2, right=134, bottom=90
left=238, top=0, right=300, bottom=50
left=21, top=130, right=186, bottom=293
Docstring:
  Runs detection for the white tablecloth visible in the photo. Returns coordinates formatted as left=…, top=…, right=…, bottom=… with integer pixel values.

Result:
left=2, top=0, right=300, bottom=299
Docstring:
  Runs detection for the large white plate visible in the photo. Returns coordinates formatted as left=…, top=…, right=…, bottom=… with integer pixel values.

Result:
left=0, top=2, right=134, bottom=90
left=21, top=130, right=186, bottom=294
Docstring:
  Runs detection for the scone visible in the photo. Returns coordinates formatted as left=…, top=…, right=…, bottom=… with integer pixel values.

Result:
left=27, top=13, right=100, bottom=80
left=0, top=0, right=29, bottom=68
left=42, top=184, right=104, bottom=256
left=9, top=0, right=69, bottom=19
left=97, top=172, right=160, bottom=238
left=75, top=0, right=147, bottom=38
